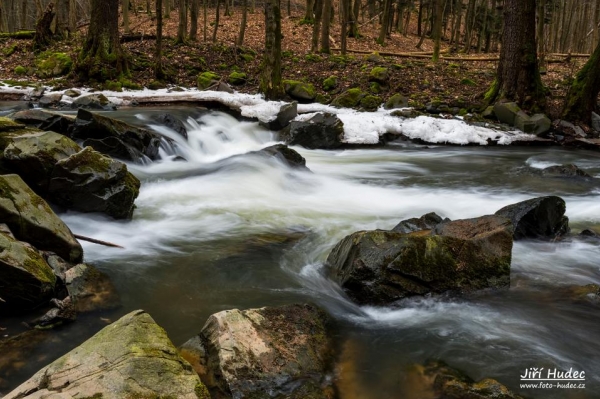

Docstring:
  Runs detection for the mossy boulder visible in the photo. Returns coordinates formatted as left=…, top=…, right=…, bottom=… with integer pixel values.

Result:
left=71, top=93, right=116, bottom=111
left=14, top=66, right=26, bottom=75
left=181, top=304, right=334, bottom=399
left=493, top=102, right=521, bottom=126
left=35, top=52, right=73, bottom=78
left=48, top=147, right=141, bottom=219
left=3, top=131, right=82, bottom=193
left=197, top=71, right=220, bottom=90
left=331, top=88, right=366, bottom=108
left=0, top=230, right=56, bottom=315
left=369, top=67, right=389, bottom=85
left=360, top=95, right=382, bottom=112
left=384, top=93, right=409, bottom=109
left=4, top=310, right=208, bottom=399
left=284, top=112, right=345, bottom=149
left=0, top=174, right=83, bottom=263
left=8, top=109, right=75, bottom=135
left=495, top=196, right=569, bottom=240
left=326, top=215, right=513, bottom=305
left=70, top=109, right=162, bottom=162
left=228, top=71, right=247, bottom=85
left=0, top=116, right=25, bottom=132
left=283, top=80, right=317, bottom=102
left=322, top=75, right=338, bottom=91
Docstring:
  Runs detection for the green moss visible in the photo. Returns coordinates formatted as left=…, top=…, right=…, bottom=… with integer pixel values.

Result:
left=228, top=71, right=247, bottom=85
left=14, top=66, right=26, bottom=75
left=322, top=76, right=338, bottom=91
left=283, top=80, right=316, bottom=101
left=148, top=80, right=166, bottom=90
left=458, top=108, right=468, bottom=116
left=305, top=54, right=322, bottom=62
left=369, top=67, right=389, bottom=84
left=35, top=52, right=73, bottom=78
left=105, top=80, right=123, bottom=92
left=315, top=93, right=331, bottom=104
left=3, top=44, right=17, bottom=57
left=282, top=50, right=294, bottom=58
left=484, top=79, right=499, bottom=104
left=240, top=53, right=254, bottom=62
left=360, top=95, right=382, bottom=112
left=460, top=78, right=476, bottom=86
left=197, top=71, right=220, bottom=90
left=369, top=82, right=382, bottom=93
left=331, top=88, right=366, bottom=108
left=299, top=17, right=314, bottom=25
left=120, top=78, right=143, bottom=90
left=194, top=382, right=210, bottom=399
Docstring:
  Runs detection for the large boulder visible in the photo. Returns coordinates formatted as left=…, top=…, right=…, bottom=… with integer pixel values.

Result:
left=284, top=112, right=345, bottom=149
left=326, top=215, right=513, bottom=305
left=392, top=212, right=447, bottom=233
left=283, top=80, right=317, bottom=102
left=70, top=109, right=162, bottom=162
left=48, top=146, right=141, bottom=219
left=0, top=174, right=82, bottom=263
left=5, top=310, right=209, bottom=399
left=9, top=109, right=75, bottom=136
left=150, top=113, right=188, bottom=139
left=71, top=93, right=116, bottom=110
left=260, top=101, right=298, bottom=131
left=0, top=231, right=56, bottom=315
left=493, top=102, right=521, bottom=126
left=495, top=196, right=569, bottom=240
left=3, top=130, right=82, bottom=192
left=181, top=304, right=334, bottom=399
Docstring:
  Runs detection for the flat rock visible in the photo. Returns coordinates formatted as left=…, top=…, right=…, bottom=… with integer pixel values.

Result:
left=71, top=93, right=116, bottom=110
left=0, top=174, right=82, bottom=263
left=5, top=310, right=209, bottom=399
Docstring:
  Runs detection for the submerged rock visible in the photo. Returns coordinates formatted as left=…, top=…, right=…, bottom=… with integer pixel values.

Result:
left=495, top=196, right=569, bottom=240
left=0, top=174, right=82, bottom=263
left=249, top=144, right=309, bottom=170
left=65, top=263, right=120, bottom=313
left=150, top=113, right=188, bottom=139
left=392, top=212, right=447, bottom=233
left=182, top=303, right=334, bottom=399
left=417, top=360, right=524, bottom=399
left=48, top=146, right=141, bottom=219
left=540, top=164, right=593, bottom=178
left=326, top=215, right=513, bottom=305
left=0, top=231, right=56, bottom=315
left=5, top=310, right=208, bottom=399
left=284, top=112, right=345, bottom=149
left=70, top=109, right=162, bottom=162
left=33, top=297, right=77, bottom=328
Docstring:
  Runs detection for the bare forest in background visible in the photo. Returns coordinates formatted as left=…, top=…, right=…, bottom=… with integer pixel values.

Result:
left=1, top=0, right=599, bottom=55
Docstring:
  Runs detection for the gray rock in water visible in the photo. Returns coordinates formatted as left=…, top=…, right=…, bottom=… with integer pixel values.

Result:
left=48, top=146, right=140, bottom=219
left=71, top=93, right=116, bottom=110
left=8, top=109, right=75, bottom=136
left=3, top=131, right=82, bottom=192
left=65, top=263, right=120, bottom=313
left=182, top=304, right=334, bottom=399
left=4, top=310, right=209, bottom=399
left=38, top=93, right=63, bottom=108
left=326, top=215, right=513, bottom=305
left=392, top=212, right=447, bottom=233
left=0, top=231, right=56, bottom=315
left=150, top=113, right=188, bottom=139
left=248, top=144, right=309, bottom=170
left=495, top=196, right=569, bottom=240
left=284, top=112, right=345, bottom=149
left=70, top=109, right=162, bottom=162
left=262, top=101, right=298, bottom=131
left=540, top=164, right=593, bottom=178
left=0, top=174, right=82, bottom=263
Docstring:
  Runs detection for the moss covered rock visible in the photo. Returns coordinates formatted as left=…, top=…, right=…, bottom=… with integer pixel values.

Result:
left=4, top=310, right=208, bottom=399
left=197, top=71, right=220, bottom=90
left=35, top=52, right=73, bottom=78
left=0, top=174, right=83, bottom=263
left=0, top=230, right=56, bottom=315
left=71, top=109, right=162, bottom=162
left=326, top=215, right=513, bottom=305
left=322, top=75, right=338, bottom=91
left=14, top=66, right=26, bottom=75
left=283, top=80, right=317, bottom=102
left=360, top=95, right=382, bottom=111
left=369, top=67, right=389, bottom=85
left=0, top=117, right=25, bottom=132
left=48, top=147, right=141, bottom=219
left=71, top=93, right=116, bottom=111
left=331, top=88, right=366, bottom=108
left=181, top=304, right=334, bottom=399
left=228, top=71, right=247, bottom=85
left=384, top=93, right=409, bottom=109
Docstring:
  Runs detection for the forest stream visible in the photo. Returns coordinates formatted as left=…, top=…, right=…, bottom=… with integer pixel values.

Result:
left=1, top=104, right=599, bottom=399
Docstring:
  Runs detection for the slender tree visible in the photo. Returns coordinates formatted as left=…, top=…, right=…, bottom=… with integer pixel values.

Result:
left=311, top=0, right=323, bottom=52
left=155, top=0, right=165, bottom=79
left=485, top=0, right=545, bottom=110
left=260, top=0, right=283, bottom=99
left=190, top=0, right=199, bottom=39
left=320, top=0, right=332, bottom=52
left=212, top=0, right=220, bottom=42
left=237, top=0, right=248, bottom=46
left=123, top=0, right=130, bottom=34
left=432, top=0, right=443, bottom=61
left=177, top=0, right=188, bottom=43
left=562, top=39, right=600, bottom=125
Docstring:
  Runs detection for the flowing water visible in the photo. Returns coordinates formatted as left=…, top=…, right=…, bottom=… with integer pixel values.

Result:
left=2, top=105, right=600, bottom=398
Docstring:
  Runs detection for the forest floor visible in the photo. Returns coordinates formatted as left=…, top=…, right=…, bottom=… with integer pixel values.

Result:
left=0, top=5, right=590, bottom=119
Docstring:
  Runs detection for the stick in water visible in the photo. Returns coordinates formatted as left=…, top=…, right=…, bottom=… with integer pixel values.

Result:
left=74, top=234, right=124, bottom=249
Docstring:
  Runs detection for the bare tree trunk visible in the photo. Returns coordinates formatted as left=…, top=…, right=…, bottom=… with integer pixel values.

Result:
left=69, top=0, right=77, bottom=30
left=156, top=0, right=165, bottom=79
left=203, top=0, right=207, bottom=40
left=304, top=0, right=315, bottom=21
left=190, top=0, right=198, bottom=39
left=562, top=39, right=600, bottom=124
left=320, top=0, right=331, bottom=52
left=432, top=0, right=443, bottom=61
left=340, top=0, right=348, bottom=54
left=237, top=0, right=247, bottom=45
left=260, top=0, right=283, bottom=99
left=486, top=0, right=545, bottom=110
left=349, top=0, right=359, bottom=37
left=212, top=0, right=220, bottom=42
left=177, top=0, right=187, bottom=42
left=165, top=0, right=171, bottom=17
left=34, top=2, right=55, bottom=51
left=311, top=0, right=323, bottom=51
left=123, top=0, right=130, bottom=34
left=452, top=0, right=463, bottom=47
left=377, top=0, right=391, bottom=44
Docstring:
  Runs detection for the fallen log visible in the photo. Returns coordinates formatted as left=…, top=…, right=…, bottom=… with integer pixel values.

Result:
left=0, top=31, right=35, bottom=39
left=74, top=234, right=124, bottom=249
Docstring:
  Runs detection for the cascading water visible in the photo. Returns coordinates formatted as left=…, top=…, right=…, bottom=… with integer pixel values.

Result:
left=3, top=106, right=600, bottom=398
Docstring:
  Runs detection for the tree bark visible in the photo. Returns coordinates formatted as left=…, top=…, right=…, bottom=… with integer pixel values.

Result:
left=320, top=0, right=331, bottom=52
left=33, top=2, right=55, bottom=51
left=123, top=0, right=130, bottom=34
left=432, top=0, right=443, bottom=61
left=377, top=0, right=391, bottom=44
left=340, top=0, right=349, bottom=54
left=155, top=0, right=165, bottom=78
left=260, top=0, right=283, bottom=99
left=77, top=0, right=128, bottom=81
left=311, top=0, right=323, bottom=52
left=562, top=39, right=600, bottom=124
left=486, top=0, right=545, bottom=110
left=190, top=0, right=198, bottom=39
left=177, top=0, right=187, bottom=43
left=237, top=0, right=248, bottom=45
left=212, top=0, right=220, bottom=42
left=305, top=0, right=315, bottom=21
